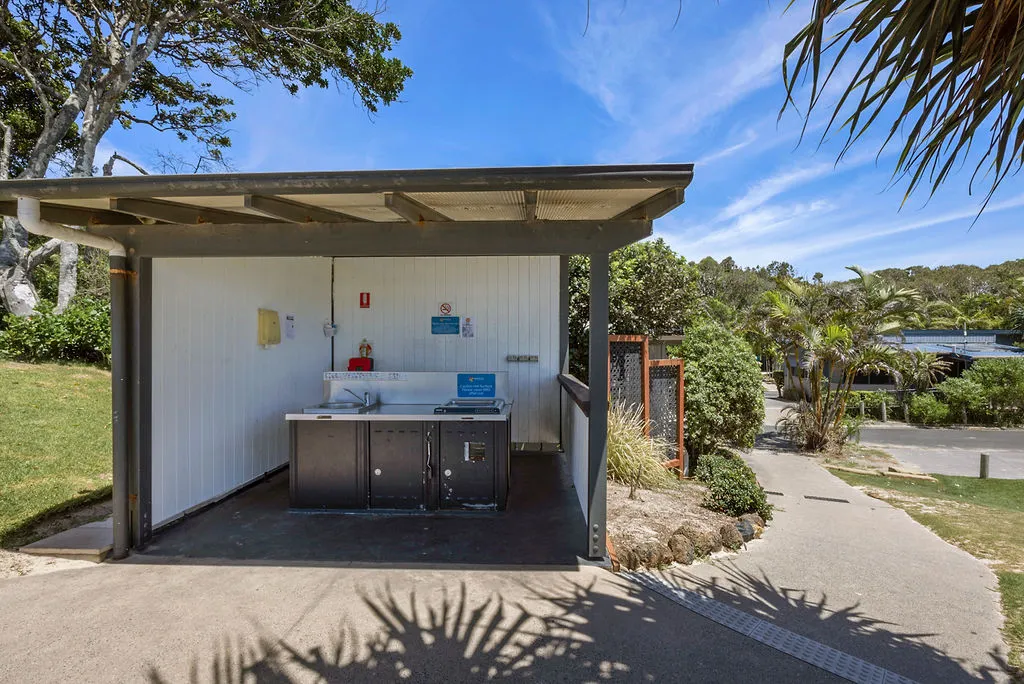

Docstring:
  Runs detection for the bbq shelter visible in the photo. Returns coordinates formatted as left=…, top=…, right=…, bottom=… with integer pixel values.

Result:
left=0, top=164, right=693, bottom=562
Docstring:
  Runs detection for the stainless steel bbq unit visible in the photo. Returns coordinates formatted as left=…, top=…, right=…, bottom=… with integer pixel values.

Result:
left=287, top=400, right=511, bottom=513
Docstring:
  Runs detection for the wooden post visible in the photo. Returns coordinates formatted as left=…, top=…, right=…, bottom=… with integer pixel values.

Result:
left=641, top=336, right=650, bottom=436
left=980, top=453, right=990, bottom=479
left=859, top=400, right=865, bottom=419
left=881, top=398, right=887, bottom=423
left=678, top=360, right=685, bottom=478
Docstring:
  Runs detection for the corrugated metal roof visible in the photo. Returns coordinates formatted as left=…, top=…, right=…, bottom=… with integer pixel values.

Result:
left=898, top=341, right=1024, bottom=359
left=0, top=164, right=694, bottom=258
left=0, top=163, right=693, bottom=226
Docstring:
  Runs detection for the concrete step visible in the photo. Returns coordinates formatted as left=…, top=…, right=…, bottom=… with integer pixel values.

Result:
left=19, top=518, right=112, bottom=563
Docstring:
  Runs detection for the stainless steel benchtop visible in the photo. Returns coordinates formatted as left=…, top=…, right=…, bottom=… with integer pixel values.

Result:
left=286, top=403, right=512, bottom=422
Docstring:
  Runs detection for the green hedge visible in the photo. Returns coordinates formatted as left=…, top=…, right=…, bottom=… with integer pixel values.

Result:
left=694, top=452, right=772, bottom=521
left=0, top=297, right=111, bottom=367
left=908, top=393, right=950, bottom=425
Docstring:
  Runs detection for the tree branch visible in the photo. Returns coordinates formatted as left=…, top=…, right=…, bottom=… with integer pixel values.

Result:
left=103, top=152, right=148, bottom=176
left=27, top=238, right=62, bottom=271
left=0, top=119, right=12, bottom=181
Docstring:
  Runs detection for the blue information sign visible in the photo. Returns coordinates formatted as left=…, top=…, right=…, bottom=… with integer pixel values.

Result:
left=457, top=373, right=496, bottom=398
left=431, top=316, right=460, bottom=335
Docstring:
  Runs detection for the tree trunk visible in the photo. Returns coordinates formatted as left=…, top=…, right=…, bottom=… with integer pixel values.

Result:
left=0, top=217, right=40, bottom=316
left=56, top=241, right=79, bottom=313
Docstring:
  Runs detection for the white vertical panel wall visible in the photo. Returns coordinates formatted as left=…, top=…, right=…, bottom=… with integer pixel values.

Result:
left=151, top=257, right=330, bottom=525
left=333, top=257, right=560, bottom=443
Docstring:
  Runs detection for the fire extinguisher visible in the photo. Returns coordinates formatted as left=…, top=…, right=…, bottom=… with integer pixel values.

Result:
left=359, top=338, right=372, bottom=358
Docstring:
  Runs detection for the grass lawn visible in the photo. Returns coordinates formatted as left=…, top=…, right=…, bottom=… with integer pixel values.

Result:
left=0, top=361, right=112, bottom=547
left=833, top=469, right=1024, bottom=671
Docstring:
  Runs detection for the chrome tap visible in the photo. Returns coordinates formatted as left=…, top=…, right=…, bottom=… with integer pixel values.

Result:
left=342, top=388, right=372, bottom=406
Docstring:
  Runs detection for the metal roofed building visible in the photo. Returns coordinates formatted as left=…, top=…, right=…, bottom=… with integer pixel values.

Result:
left=0, top=163, right=693, bottom=563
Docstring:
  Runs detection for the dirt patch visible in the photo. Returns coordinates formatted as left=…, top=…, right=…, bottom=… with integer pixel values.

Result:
left=3, top=498, right=112, bottom=550
left=607, top=480, right=760, bottom=571
left=825, top=444, right=909, bottom=472
left=0, top=549, right=96, bottom=580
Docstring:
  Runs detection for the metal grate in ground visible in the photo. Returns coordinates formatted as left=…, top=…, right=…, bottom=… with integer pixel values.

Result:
left=623, top=572, right=917, bottom=684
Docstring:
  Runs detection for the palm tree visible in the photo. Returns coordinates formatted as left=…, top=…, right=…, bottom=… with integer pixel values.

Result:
left=783, top=2, right=1024, bottom=209
left=930, top=301, right=1001, bottom=330
left=898, top=350, right=953, bottom=392
left=766, top=266, right=915, bottom=450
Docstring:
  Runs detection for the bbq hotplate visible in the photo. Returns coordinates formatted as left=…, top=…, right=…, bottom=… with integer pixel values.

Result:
left=434, top=398, right=505, bottom=414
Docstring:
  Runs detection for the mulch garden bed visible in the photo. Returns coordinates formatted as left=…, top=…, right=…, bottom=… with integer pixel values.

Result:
left=607, top=479, right=766, bottom=571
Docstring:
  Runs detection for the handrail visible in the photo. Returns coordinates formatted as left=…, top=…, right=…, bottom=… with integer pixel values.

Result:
left=558, top=373, right=590, bottom=418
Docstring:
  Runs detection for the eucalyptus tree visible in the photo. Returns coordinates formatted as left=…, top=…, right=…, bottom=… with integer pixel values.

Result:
left=1, top=0, right=412, bottom=315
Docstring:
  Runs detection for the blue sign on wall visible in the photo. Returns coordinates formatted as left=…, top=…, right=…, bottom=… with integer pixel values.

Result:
left=431, top=316, right=460, bottom=335
left=457, top=373, right=496, bottom=398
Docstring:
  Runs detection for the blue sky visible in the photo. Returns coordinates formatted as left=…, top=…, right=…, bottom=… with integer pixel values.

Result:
left=98, top=0, right=1024, bottom=280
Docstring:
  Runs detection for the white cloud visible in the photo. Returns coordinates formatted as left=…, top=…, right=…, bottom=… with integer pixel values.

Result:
left=546, top=1, right=809, bottom=162
left=695, top=128, right=759, bottom=166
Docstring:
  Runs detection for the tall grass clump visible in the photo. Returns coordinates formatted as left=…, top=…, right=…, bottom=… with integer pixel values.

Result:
left=607, top=403, right=673, bottom=498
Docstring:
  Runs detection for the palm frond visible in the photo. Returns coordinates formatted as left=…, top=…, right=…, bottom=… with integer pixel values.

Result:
left=783, top=1, right=1024, bottom=208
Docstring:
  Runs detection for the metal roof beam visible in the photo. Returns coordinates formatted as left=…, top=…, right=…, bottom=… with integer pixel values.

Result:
left=109, top=198, right=265, bottom=225
left=243, top=194, right=368, bottom=223
left=0, top=164, right=695, bottom=200
left=523, top=190, right=538, bottom=221
left=384, top=192, right=452, bottom=223
left=613, top=188, right=685, bottom=221
left=88, top=219, right=653, bottom=258
left=0, top=200, right=151, bottom=226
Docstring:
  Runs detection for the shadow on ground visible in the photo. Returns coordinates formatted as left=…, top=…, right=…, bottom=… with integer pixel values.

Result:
left=146, top=570, right=1016, bottom=683
left=662, top=561, right=1017, bottom=683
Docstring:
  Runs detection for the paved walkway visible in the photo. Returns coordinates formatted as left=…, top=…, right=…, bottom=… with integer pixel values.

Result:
left=859, top=425, right=1024, bottom=479
left=0, top=560, right=840, bottom=682
left=665, top=447, right=1012, bottom=683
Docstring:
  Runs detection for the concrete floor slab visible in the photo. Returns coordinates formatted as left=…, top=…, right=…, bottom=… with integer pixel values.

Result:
left=19, top=520, right=112, bottom=563
left=142, top=453, right=586, bottom=567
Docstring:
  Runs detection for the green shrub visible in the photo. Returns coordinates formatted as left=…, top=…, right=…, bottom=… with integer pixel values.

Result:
left=669, top=320, right=764, bottom=457
left=607, top=402, right=673, bottom=496
left=694, top=452, right=772, bottom=521
left=908, top=393, right=951, bottom=425
left=962, top=359, right=1024, bottom=425
left=848, top=391, right=888, bottom=420
left=936, top=377, right=989, bottom=423
left=0, top=297, right=111, bottom=367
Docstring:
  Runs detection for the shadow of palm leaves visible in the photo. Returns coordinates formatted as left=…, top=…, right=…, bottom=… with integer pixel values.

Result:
left=147, top=578, right=616, bottom=683
left=658, top=561, right=1014, bottom=682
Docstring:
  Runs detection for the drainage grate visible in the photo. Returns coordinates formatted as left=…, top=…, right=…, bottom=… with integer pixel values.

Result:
left=765, top=490, right=784, bottom=496
left=624, top=572, right=917, bottom=684
left=804, top=495, right=850, bottom=504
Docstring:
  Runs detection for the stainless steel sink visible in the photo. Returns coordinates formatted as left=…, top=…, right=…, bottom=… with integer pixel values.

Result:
left=302, top=401, right=376, bottom=414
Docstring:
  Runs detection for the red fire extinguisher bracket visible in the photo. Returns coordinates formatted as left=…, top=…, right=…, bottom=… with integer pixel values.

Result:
left=359, top=292, right=370, bottom=308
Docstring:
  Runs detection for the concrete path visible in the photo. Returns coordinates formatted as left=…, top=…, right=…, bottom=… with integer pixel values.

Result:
left=858, top=425, right=1024, bottom=479
left=0, top=561, right=838, bottom=683
left=665, top=447, right=1013, bottom=683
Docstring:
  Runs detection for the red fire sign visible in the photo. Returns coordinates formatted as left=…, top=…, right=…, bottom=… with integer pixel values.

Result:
left=359, top=292, right=370, bottom=308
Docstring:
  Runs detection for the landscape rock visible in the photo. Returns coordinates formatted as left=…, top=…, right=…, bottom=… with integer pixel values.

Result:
left=668, top=534, right=695, bottom=565
left=734, top=519, right=756, bottom=543
left=619, top=539, right=673, bottom=570
left=674, top=526, right=722, bottom=557
left=739, top=513, right=765, bottom=529
left=719, top=522, right=744, bottom=550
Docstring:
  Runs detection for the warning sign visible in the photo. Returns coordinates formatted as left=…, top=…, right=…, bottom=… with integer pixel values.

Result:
left=439, top=302, right=452, bottom=316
